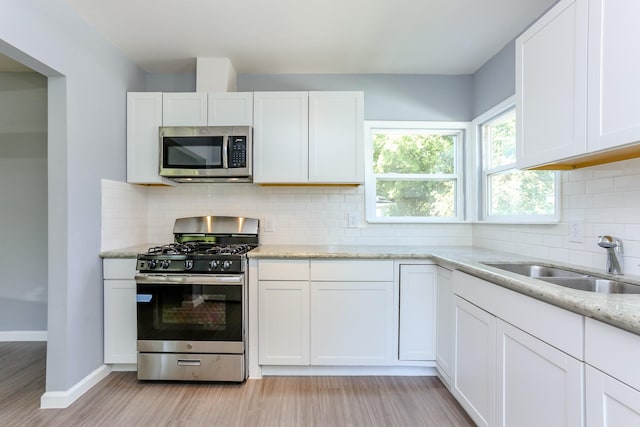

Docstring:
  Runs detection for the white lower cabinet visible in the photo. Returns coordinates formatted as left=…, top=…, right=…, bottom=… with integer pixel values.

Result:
left=258, top=259, right=397, bottom=367
left=586, top=365, right=640, bottom=427
left=258, top=259, right=310, bottom=366
left=398, top=264, right=437, bottom=361
left=497, top=319, right=584, bottom=427
left=585, top=317, right=640, bottom=427
left=103, top=258, right=138, bottom=365
left=310, top=280, right=394, bottom=365
left=436, top=266, right=454, bottom=386
left=453, top=270, right=585, bottom=427
left=258, top=280, right=309, bottom=365
left=453, top=295, right=497, bottom=427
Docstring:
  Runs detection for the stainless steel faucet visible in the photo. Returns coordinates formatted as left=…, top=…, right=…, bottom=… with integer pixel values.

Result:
left=598, top=235, right=624, bottom=275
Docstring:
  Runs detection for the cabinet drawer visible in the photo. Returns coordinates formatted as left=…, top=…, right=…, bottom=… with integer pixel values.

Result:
left=453, top=270, right=584, bottom=359
left=258, top=259, right=310, bottom=280
left=585, top=317, right=640, bottom=391
left=103, top=258, right=137, bottom=280
left=310, top=260, right=394, bottom=281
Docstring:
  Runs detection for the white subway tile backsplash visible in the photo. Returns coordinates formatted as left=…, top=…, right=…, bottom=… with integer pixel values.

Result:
left=475, top=159, right=640, bottom=275
left=586, top=177, right=615, bottom=194
left=568, top=194, right=594, bottom=209
left=102, top=157, right=640, bottom=276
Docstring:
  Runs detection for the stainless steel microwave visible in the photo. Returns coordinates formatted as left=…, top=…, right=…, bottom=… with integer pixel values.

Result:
left=159, top=126, right=252, bottom=182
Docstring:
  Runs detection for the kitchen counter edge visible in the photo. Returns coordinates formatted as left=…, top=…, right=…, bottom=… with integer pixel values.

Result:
left=250, top=245, right=640, bottom=336
left=100, top=244, right=640, bottom=336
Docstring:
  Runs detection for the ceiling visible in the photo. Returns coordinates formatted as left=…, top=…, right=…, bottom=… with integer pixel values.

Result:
left=61, top=0, right=557, bottom=75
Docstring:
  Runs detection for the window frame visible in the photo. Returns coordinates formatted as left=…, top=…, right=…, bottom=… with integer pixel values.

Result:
left=473, top=96, right=561, bottom=224
left=364, top=121, right=469, bottom=223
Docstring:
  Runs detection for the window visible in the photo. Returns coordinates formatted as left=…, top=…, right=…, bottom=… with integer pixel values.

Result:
left=477, top=98, right=560, bottom=222
left=364, top=121, right=467, bottom=223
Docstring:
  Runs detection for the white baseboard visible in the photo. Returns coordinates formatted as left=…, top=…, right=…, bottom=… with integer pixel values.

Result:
left=40, top=364, right=112, bottom=409
left=260, top=365, right=437, bottom=377
left=0, top=330, right=47, bottom=342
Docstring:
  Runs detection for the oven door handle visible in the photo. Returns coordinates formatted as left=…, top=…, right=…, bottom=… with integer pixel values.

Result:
left=135, top=274, right=243, bottom=285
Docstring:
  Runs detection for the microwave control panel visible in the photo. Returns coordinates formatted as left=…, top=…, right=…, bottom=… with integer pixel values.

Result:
left=229, top=136, right=247, bottom=168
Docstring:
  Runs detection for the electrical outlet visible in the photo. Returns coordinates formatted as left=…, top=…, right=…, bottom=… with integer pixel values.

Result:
left=347, top=212, right=358, bottom=228
left=569, top=220, right=584, bottom=243
left=264, top=217, right=275, bottom=232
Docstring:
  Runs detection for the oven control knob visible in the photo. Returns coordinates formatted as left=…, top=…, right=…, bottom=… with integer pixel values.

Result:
left=160, top=259, right=171, bottom=269
left=185, top=260, right=194, bottom=270
left=148, top=260, right=157, bottom=269
left=223, top=260, right=231, bottom=270
left=209, top=260, right=219, bottom=270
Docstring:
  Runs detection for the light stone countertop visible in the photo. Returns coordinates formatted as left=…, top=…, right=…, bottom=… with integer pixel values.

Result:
left=99, top=244, right=158, bottom=258
left=100, top=243, right=640, bottom=336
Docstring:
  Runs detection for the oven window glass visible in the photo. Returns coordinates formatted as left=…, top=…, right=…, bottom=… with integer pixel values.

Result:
left=163, top=136, right=224, bottom=169
left=137, top=283, right=242, bottom=341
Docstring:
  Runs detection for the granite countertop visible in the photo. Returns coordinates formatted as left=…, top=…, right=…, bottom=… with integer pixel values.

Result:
left=99, top=244, right=156, bottom=258
left=100, top=243, right=640, bottom=335
left=250, top=245, right=640, bottom=336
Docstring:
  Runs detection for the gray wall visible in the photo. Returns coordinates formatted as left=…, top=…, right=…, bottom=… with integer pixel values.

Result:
left=146, top=69, right=499, bottom=122
left=471, top=40, right=516, bottom=117
left=0, top=72, right=47, bottom=332
left=0, top=0, right=145, bottom=394
left=239, top=74, right=473, bottom=121
left=146, top=72, right=196, bottom=92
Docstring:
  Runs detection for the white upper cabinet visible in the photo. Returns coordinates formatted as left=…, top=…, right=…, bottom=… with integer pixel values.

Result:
left=164, top=92, right=253, bottom=126
left=162, top=92, right=208, bottom=126
left=308, top=91, right=364, bottom=183
left=517, top=0, right=640, bottom=169
left=207, top=92, right=253, bottom=126
left=516, top=0, right=588, bottom=169
left=253, top=91, right=364, bottom=184
left=587, top=0, right=640, bottom=152
left=253, top=91, right=309, bottom=183
left=126, top=92, right=173, bottom=185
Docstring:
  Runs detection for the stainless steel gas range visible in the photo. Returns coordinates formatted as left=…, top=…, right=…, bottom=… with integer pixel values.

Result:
left=135, top=215, right=259, bottom=382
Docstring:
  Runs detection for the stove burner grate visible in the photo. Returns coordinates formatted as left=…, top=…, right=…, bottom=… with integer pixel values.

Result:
left=205, top=244, right=253, bottom=255
left=146, top=242, right=254, bottom=256
left=147, top=242, right=199, bottom=255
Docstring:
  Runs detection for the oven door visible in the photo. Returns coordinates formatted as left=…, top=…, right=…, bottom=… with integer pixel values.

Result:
left=160, top=134, right=227, bottom=172
left=136, top=274, right=244, bottom=354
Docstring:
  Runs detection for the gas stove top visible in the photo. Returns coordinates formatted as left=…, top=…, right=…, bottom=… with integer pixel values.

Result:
left=146, top=242, right=255, bottom=256
left=136, top=216, right=259, bottom=274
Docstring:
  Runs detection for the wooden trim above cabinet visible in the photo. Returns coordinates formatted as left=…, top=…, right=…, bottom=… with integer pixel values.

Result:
left=528, top=144, right=640, bottom=170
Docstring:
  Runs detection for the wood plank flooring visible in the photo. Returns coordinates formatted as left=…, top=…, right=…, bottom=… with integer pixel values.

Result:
left=0, top=342, right=474, bottom=427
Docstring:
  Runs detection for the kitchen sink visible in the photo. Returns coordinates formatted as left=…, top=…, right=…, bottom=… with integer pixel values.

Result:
left=539, top=277, right=640, bottom=294
left=482, top=262, right=640, bottom=294
left=483, top=262, right=586, bottom=278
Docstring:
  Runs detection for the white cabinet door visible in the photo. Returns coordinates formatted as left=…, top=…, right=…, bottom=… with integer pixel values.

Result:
left=310, top=281, right=394, bottom=365
left=253, top=91, right=309, bottom=183
left=497, top=319, right=584, bottom=427
left=586, top=365, right=640, bottom=427
left=436, top=266, right=454, bottom=386
left=453, top=296, right=496, bottom=427
left=587, top=0, right=640, bottom=153
left=207, top=92, right=253, bottom=126
left=162, top=92, right=208, bottom=126
left=308, top=91, right=364, bottom=183
left=516, top=0, right=588, bottom=169
left=104, top=279, right=137, bottom=364
left=126, top=92, right=173, bottom=185
left=398, top=264, right=437, bottom=361
left=258, top=280, right=310, bottom=365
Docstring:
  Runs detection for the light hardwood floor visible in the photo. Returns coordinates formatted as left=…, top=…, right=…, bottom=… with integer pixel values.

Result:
left=0, top=342, right=473, bottom=427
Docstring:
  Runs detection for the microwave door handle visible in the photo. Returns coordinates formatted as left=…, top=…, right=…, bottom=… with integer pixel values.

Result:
left=222, top=135, right=229, bottom=169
